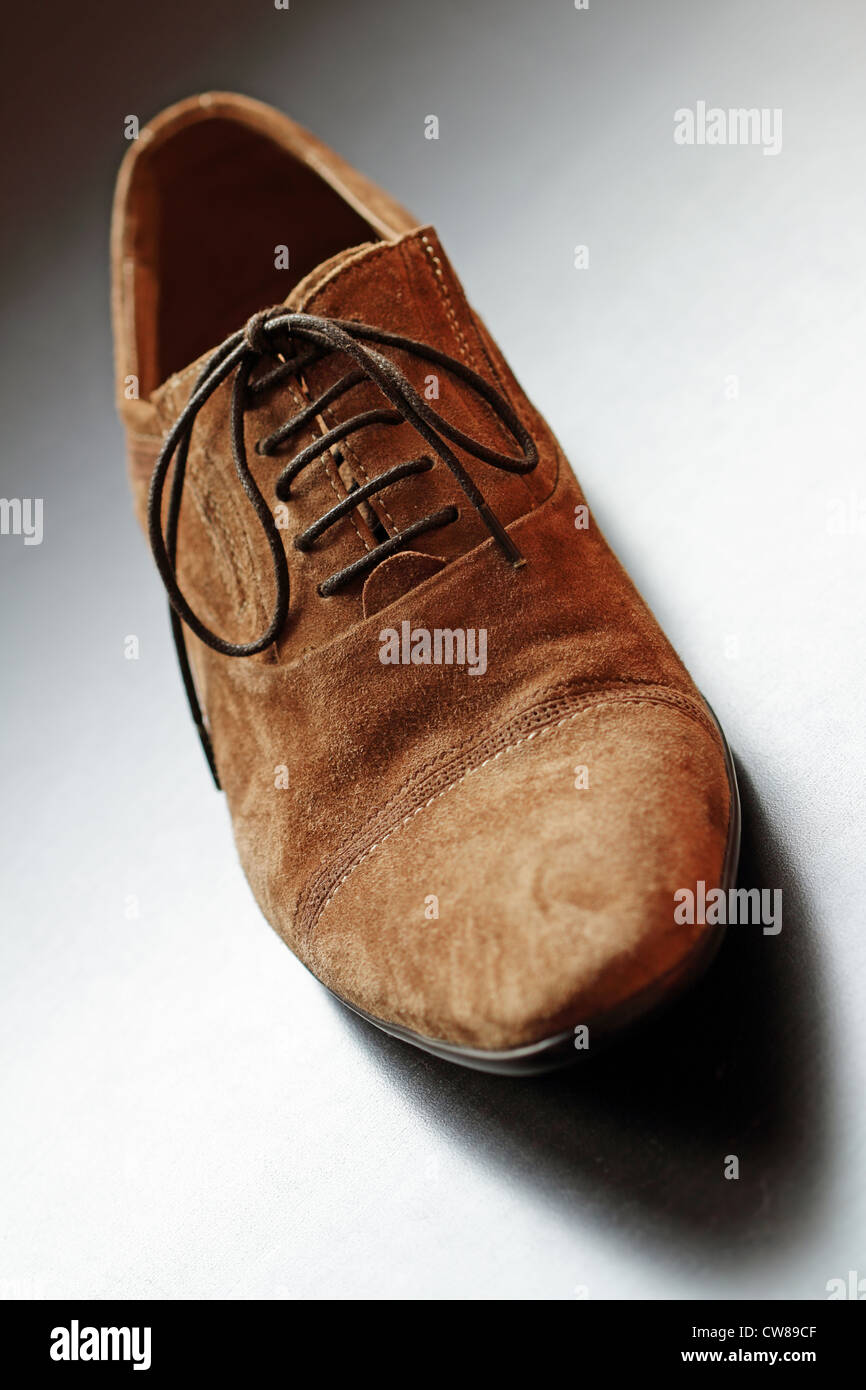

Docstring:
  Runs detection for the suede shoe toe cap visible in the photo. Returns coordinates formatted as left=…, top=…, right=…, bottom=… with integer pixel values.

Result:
left=307, top=694, right=734, bottom=1052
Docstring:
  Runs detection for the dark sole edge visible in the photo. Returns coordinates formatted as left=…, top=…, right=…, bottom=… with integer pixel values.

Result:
left=325, top=697, right=742, bottom=1076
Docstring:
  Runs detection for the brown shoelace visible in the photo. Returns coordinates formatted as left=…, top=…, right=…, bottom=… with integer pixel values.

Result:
left=148, top=307, right=539, bottom=784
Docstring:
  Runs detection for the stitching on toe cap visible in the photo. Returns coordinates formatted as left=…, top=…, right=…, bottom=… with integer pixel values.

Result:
left=303, top=682, right=722, bottom=937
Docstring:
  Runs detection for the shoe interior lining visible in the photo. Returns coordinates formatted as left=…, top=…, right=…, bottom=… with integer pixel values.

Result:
left=126, top=117, right=380, bottom=395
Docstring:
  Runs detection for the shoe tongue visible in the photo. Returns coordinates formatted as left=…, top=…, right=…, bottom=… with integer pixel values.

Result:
left=276, top=226, right=528, bottom=583
left=285, top=226, right=501, bottom=396
left=283, top=240, right=380, bottom=312
left=361, top=550, right=446, bottom=618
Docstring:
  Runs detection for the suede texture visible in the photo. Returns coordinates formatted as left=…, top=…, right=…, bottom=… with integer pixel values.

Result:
left=112, top=94, right=734, bottom=1051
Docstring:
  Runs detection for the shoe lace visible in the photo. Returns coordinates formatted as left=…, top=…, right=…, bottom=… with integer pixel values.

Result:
left=148, top=306, right=539, bottom=786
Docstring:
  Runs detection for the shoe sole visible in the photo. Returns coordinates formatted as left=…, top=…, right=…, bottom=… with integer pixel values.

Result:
left=324, top=699, right=741, bottom=1076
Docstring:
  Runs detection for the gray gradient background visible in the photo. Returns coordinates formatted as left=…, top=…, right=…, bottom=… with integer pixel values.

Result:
left=1, top=0, right=864, bottom=1299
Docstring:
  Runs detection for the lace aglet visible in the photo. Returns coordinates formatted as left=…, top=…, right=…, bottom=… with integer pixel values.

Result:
left=196, top=722, right=222, bottom=790
left=479, top=503, right=525, bottom=570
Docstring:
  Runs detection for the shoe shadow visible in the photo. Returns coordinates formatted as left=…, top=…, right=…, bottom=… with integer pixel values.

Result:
left=331, top=754, right=832, bottom=1265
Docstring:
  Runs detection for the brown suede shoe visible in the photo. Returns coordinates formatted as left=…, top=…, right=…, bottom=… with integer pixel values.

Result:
left=112, top=93, right=739, bottom=1074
